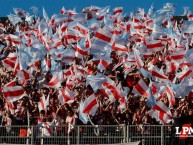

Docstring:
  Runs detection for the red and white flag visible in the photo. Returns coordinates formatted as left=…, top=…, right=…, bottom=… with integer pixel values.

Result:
left=13, top=55, right=21, bottom=74
left=16, top=70, right=33, bottom=80
left=151, top=81, right=158, bottom=95
left=151, top=66, right=168, bottom=82
left=97, top=59, right=111, bottom=71
left=142, top=52, right=153, bottom=58
left=132, top=23, right=146, bottom=32
left=176, top=66, right=193, bottom=81
left=43, top=54, right=51, bottom=71
left=66, top=77, right=75, bottom=89
left=61, top=22, right=68, bottom=32
left=58, top=88, right=75, bottom=104
left=150, top=81, right=166, bottom=99
left=64, top=30, right=82, bottom=45
left=112, top=42, right=128, bottom=54
left=113, top=7, right=123, bottom=15
left=60, top=6, right=65, bottom=15
left=165, top=60, right=177, bottom=73
left=152, top=100, right=172, bottom=117
left=96, top=7, right=109, bottom=21
left=102, top=82, right=123, bottom=102
left=2, top=58, right=16, bottom=71
left=41, top=122, right=52, bottom=136
left=110, top=26, right=122, bottom=35
left=44, top=75, right=61, bottom=88
left=6, top=101, right=14, bottom=109
left=94, top=28, right=113, bottom=44
left=187, top=11, right=193, bottom=20
left=83, top=94, right=98, bottom=116
left=5, top=34, right=21, bottom=45
left=5, top=101, right=15, bottom=114
left=85, top=35, right=91, bottom=49
left=144, top=39, right=164, bottom=52
left=72, top=65, right=86, bottom=78
left=3, top=86, right=25, bottom=102
left=148, top=109, right=172, bottom=125
left=72, top=23, right=89, bottom=35
left=4, top=78, right=16, bottom=87
left=63, top=68, right=73, bottom=79
left=132, top=78, right=149, bottom=97
left=79, top=100, right=88, bottom=124
left=132, top=15, right=141, bottom=23
left=182, top=20, right=193, bottom=33
left=165, top=86, right=175, bottom=107
left=148, top=100, right=172, bottom=125
left=134, top=50, right=144, bottom=69
left=128, top=33, right=143, bottom=42
left=179, top=59, right=192, bottom=68
left=119, top=96, right=126, bottom=109
left=145, top=19, right=153, bottom=30
left=75, top=44, right=88, bottom=58
left=170, top=51, right=185, bottom=61
left=53, top=37, right=64, bottom=49
left=38, top=95, right=49, bottom=112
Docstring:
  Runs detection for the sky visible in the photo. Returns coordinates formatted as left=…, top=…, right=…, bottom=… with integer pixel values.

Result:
left=0, top=0, right=193, bottom=17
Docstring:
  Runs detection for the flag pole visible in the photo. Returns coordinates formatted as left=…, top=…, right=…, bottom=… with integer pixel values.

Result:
left=88, top=115, right=99, bottom=136
left=87, top=115, right=95, bottom=126
left=67, top=123, right=70, bottom=145
left=26, top=109, right=30, bottom=145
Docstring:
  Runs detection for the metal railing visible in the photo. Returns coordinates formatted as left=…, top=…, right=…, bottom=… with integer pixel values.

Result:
left=0, top=125, right=172, bottom=145
left=127, top=125, right=172, bottom=145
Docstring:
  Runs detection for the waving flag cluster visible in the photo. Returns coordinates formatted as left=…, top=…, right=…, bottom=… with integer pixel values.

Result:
left=2, top=3, right=193, bottom=125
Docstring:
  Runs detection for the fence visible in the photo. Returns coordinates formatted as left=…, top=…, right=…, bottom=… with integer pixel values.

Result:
left=0, top=125, right=172, bottom=145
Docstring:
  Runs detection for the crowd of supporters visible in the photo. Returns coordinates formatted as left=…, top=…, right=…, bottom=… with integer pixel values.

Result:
left=0, top=4, right=193, bottom=142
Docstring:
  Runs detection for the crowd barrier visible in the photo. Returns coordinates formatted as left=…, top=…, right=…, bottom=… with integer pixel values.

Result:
left=0, top=125, right=172, bottom=145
